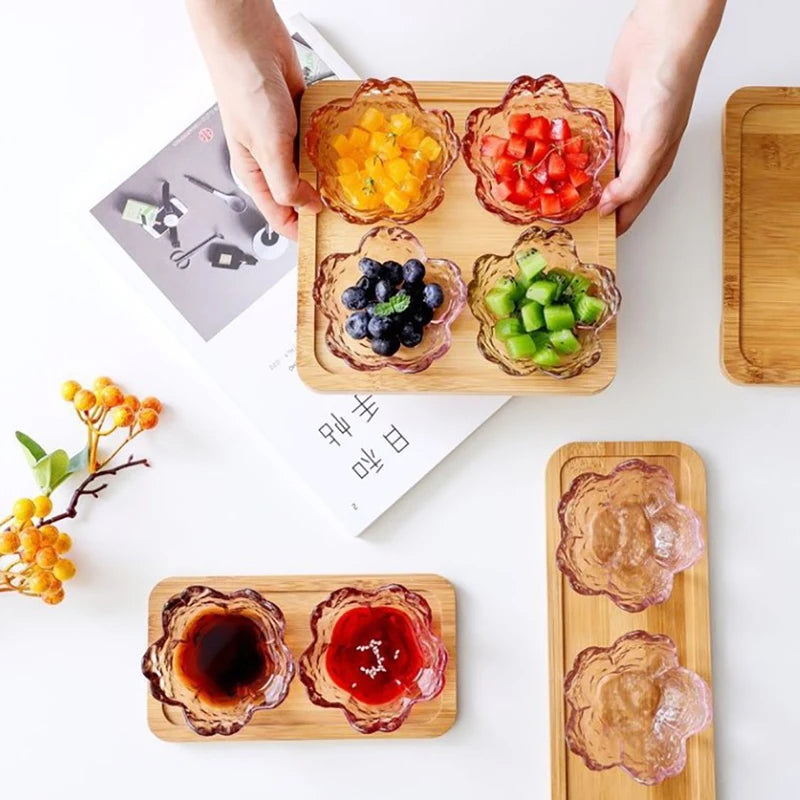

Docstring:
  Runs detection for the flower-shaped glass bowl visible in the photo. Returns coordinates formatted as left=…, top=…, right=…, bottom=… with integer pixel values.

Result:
left=564, top=630, right=713, bottom=785
left=142, top=585, right=295, bottom=736
left=314, top=225, right=466, bottom=373
left=556, top=459, right=705, bottom=612
left=298, top=584, right=448, bottom=734
left=468, top=225, right=620, bottom=378
left=305, top=77, right=459, bottom=225
left=462, top=74, right=613, bottom=225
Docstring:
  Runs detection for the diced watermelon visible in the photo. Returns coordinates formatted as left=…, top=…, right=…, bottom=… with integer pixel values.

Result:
left=565, top=152, right=589, bottom=169
left=517, top=158, right=536, bottom=179
left=541, top=194, right=562, bottom=215
left=494, top=180, right=514, bottom=202
left=532, top=160, right=549, bottom=185
left=541, top=185, right=555, bottom=195
left=524, top=116, right=551, bottom=141
left=569, top=168, right=591, bottom=188
left=481, top=134, right=509, bottom=159
left=529, top=140, right=550, bottom=166
left=563, top=136, right=584, bottom=154
left=550, top=118, right=571, bottom=141
left=506, top=134, right=528, bottom=159
left=508, top=113, right=531, bottom=135
left=559, top=184, right=581, bottom=209
left=527, top=195, right=542, bottom=213
left=511, top=178, right=535, bottom=204
left=494, top=155, right=516, bottom=180
left=547, top=151, right=567, bottom=182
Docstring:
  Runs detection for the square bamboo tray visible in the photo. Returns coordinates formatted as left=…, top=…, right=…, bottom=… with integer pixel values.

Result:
left=297, top=80, right=616, bottom=393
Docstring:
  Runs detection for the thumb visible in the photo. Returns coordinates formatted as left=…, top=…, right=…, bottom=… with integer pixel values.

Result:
left=598, top=139, right=658, bottom=218
left=254, top=132, right=322, bottom=214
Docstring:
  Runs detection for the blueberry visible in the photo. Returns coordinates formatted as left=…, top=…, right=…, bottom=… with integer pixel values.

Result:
left=371, top=336, right=401, bottom=357
left=399, top=321, right=424, bottom=348
left=359, top=257, right=383, bottom=280
left=374, top=279, right=396, bottom=303
left=383, top=260, right=404, bottom=286
left=368, top=314, right=397, bottom=340
left=365, top=303, right=377, bottom=317
left=341, top=286, right=368, bottom=310
left=356, top=275, right=375, bottom=294
left=412, top=305, right=434, bottom=326
left=345, top=311, right=370, bottom=340
left=402, top=258, right=426, bottom=284
left=422, top=282, right=445, bottom=309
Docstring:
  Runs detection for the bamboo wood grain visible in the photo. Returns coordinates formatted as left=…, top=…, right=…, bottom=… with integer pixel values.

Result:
left=146, top=574, right=457, bottom=741
left=545, top=442, right=715, bottom=800
left=297, top=80, right=617, bottom=393
left=722, top=86, right=800, bottom=384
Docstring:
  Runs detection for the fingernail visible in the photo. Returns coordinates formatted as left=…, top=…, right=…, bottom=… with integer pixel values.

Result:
left=598, top=203, right=613, bottom=217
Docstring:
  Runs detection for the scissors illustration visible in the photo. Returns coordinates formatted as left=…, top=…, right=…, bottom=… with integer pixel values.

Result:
left=170, top=232, right=224, bottom=270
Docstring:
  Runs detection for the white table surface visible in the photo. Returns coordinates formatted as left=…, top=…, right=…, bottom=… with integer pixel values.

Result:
left=1, top=1, right=798, bottom=797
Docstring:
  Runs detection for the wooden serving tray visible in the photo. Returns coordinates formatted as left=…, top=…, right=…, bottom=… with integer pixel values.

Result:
left=147, top=574, right=457, bottom=741
left=545, top=442, right=715, bottom=800
left=297, top=80, right=617, bottom=394
left=722, top=86, right=800, bottom=383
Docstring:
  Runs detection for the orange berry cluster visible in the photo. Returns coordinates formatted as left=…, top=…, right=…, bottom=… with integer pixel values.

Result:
left=0, top=496, right=75, bottom=605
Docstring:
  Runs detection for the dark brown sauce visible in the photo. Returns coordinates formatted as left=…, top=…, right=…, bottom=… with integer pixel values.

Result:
left=176, top=612, right=272, bottom=706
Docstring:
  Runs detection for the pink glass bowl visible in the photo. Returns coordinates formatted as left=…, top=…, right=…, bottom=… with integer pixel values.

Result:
left=556, top=460, right=705, bottom=612
left=564, top=630, right=713, bottom=785
left=462, top=74, right=613, bottom=225
left=468, top=225, right=620, bottom=378
left=298, top=584, right=448, bottom=734
left=305, top=77, right=459, bottom=225
left=314, top=225, right=466, bottom=373
left=142, top=585, right=295, bottom=736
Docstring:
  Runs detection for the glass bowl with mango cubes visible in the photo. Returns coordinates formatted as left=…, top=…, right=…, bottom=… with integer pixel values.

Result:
left=305, top=77, right=460, bottom=224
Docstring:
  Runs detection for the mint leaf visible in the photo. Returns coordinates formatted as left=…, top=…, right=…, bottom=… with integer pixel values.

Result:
left=375, top=291, right=411, bottom=317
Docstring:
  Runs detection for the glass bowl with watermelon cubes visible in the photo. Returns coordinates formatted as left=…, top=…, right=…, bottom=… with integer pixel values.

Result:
left=314, top=225, right=467, bottom=373
left=468, top=226, right=620, bottom=378
left=462, top=74, right=613, bottom=225
left=305, top=77, right=460, bottom=225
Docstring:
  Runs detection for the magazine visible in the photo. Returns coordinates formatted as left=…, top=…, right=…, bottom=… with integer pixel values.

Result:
left=89, top=14, right=508, bottom=536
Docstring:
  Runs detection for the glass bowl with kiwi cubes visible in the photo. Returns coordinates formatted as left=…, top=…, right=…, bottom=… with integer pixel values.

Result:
left=468, top=226, right=620, bottom=378
left=314, top=226, right=467, bottom=373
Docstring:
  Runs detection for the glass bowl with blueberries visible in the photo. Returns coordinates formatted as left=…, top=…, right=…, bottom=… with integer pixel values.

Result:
left=313, top=226, right=467, bottom=373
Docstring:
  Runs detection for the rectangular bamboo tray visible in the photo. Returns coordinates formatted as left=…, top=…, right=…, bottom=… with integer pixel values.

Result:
left=722, top=86, right=800, bottom=383
left=147, top=573, right=457, bottom=741
left=545, top=442, right=715, bottom=800
left=297, top=80, right=616, bottom=394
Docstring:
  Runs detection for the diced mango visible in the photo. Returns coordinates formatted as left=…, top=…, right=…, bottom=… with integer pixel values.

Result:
left=359, top=107, right=386, bottom=132
left=388, top=113, right=413, bottom=135
left=336, top=157, right=359, bottom=175
left=384, top=188, right=411, bottom=214
left=398, top=174, right=422, bottom=201
left=374, top=175, right=395, bottom=195
left=386, top=157, right=411, bottom=184
left=418, top=136, right=443, bottom=162
left=347, top=126, right=370, bottom=149
left=331, top=134, right=352, bottom=158
left=369, top=130, right=388, bottom=152
left=338, top=172, right=362, bottom=194
left=364, top=154, right=386, bottom=178
left=408, top=151, right=429, bottom=180
left=378, top=141, right=402, bottom=160
left=399, top=126, right=425, bottom=149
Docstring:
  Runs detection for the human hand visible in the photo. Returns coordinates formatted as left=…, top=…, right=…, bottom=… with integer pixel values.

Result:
left=186, top=0, right=321, bottom=239
left=599, top=0, right=725, bottom=234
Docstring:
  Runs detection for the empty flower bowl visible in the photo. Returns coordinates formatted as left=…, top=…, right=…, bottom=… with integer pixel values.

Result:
left=462, top=74, right=613, bottom=225
left=305, top=77, right=459, bottom=224
left=564, top=630, right=713, bottom=785
left=314, top=225, right=466, bottom=373
left=141, top=585, right=295, bottom=736
left=468, top=226, right=620, bottom=378
left=298, top=584, right=448, bottom=734
left=556, top=459, right=705, bottom=612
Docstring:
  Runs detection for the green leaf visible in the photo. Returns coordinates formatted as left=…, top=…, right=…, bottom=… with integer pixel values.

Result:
left=16, top=430, right=46, bottom=467
left=68, top=446, right=89, bottom=474
left=32, top=449, right=71, bottom=495
left=375, top=291, right=411, bottom=317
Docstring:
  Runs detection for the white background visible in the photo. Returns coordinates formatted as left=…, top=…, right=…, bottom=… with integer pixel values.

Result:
left=1, top=1, right=798, bottom=798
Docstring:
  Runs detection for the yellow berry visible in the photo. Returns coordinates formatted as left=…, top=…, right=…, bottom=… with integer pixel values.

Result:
left=54, top=532, right=72, bottom=555
left=39, top=524, right=59, bottom=546
left=61, top=380, right=81, bottom=401
left=19, top=528, right=41, bottom=550
left=42, top=587, right=65, bottom=606
left=74, top=389, right=97, bottom=412
left=141, top=396, right=163, bottom=414
left=93, top=376, right=113, bottom=392
left=20, top=547, right=37, bottom=563
left=28, top=573, right=51, bottom=595
left=100, top=385, right=124, bottom=408
left=0, top=530, right=20, bottom=555
left=36, top=546, right=58, bottom=569
left=112, top=405, right=135, bottom=427
left=123, top=394, right=140, bottom=411
left=13, top=497, right=36, bottom=523
left=33, top=496, right=52, bottom=518
left=138, top=408, right=159, bottom=430
left=53, top=559, right=76, bottom=582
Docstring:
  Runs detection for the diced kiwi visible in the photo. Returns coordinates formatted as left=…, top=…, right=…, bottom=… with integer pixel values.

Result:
left=574, top=294, right=607, bottom=325
left=520, top=301, right=545, bottom=332
left=544, top=303, right=575, bottom=331
left=485, top=288, right=517, bottom=319
left=532, top=346, right=561, bottom=368
left=565, top=274, right=591, bottom=298
left=546, top=268, right=574, bottom=301
left=515, top=248, right=548, bottom=285
left=494, top=276, right=525, bottom=303
left=495, top=317, right=524, bottom=341
left=526, top=280, right=558, bottom=306
left=531, top=331, right=551, bottom=351
left=549, top=329, right=581, bottom=355
left=505, top=333, right=538, bottom=360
